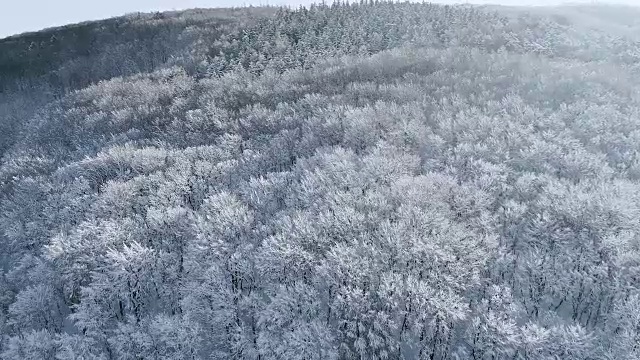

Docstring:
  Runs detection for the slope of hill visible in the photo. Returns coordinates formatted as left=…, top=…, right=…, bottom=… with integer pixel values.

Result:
left=1, top=2, right=640, bottom=359
left=0, top=7, right=276, bottom=156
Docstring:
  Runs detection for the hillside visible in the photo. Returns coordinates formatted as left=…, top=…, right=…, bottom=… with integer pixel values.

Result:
left=1, top=2, right=640, bottom=359
left=0, top=7, right=275, bottom=155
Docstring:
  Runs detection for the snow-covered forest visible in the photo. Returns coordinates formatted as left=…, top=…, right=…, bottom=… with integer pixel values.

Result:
left=1, top=2, right=640, bottom=359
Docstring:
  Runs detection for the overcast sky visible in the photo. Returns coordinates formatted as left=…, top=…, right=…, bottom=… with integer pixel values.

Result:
left=0, top=0, right=637, bottom=39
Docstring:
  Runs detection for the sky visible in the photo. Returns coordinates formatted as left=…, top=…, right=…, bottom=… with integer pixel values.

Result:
left=0, top=0, right=638, bottom=39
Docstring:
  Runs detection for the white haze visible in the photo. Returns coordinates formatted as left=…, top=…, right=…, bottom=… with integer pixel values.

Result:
left=0, top=0, right=638, bottom=39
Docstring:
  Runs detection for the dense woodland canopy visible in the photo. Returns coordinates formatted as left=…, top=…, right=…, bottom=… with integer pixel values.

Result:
left=1, top=2, right=640, bottom=359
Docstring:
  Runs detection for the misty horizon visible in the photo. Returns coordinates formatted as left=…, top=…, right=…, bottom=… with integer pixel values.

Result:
left=1, top=0, right=639, bottom=39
